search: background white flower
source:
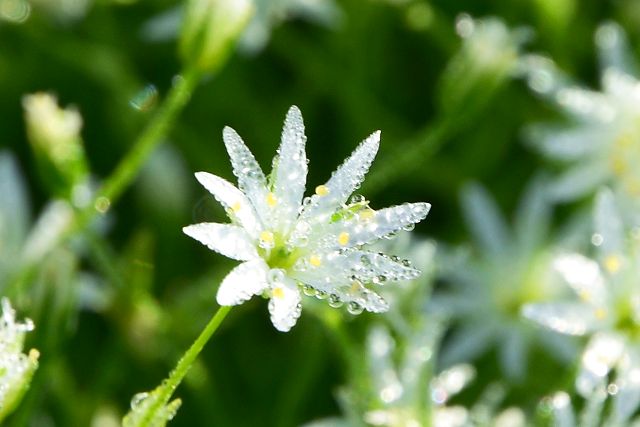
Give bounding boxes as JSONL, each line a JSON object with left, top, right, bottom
{"left": 183, "top": 106, "right": 430, "bottom": 331}
{"left": 524, "top": 189, "right": 640, "bottom": 421}
{"left": 435, "top": 179, "right": 576, "bottom": 379}
{"left": 525, "top": 22, "right": 640, "bottom": 215}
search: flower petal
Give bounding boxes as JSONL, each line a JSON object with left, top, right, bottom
{"left": 317, "top": 202, "right": 430, "bottom": 251}
{"left": 576, "top": 332, "right": 625, "bottom": 396}
{"left": 522, "top": 302, "right": 599, "bottom": 336}
{"left": 194, "top": 172, "right": 261, "bottom": 238}
{"left": 183, "top": 223, "right": 258, "bottom": 261}
{"left": 546, "top": 161, "right": 609, "bottom": 202}
{"left": 611, "top": 349, "right": 640, "bottom": 423}
{"left": 216, "top": 260, "right": 269, "bottom": 306}
{"left": 594, "top": 188, "right": 624, "bottom": 256}
{"left": 222, "top": 126, "right": 269, "bottom": 217}
{"left": 460, "top": 184, "right": 510, "bottom": 256}
{"left": 268, "top": 278, "right": 302, "bottom": 332}
{"left": 271, "top": 106, "right": 308, "bottom": 232}
{"left": 302, "top": 131, "right": 380, "bottom": 222}
{"left": 554, "top": 254, "right": 607, "bottom": 304}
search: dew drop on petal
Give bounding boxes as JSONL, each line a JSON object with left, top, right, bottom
{"left": 328, "top": 294, "right": 343, "bottom": 308}
{"left": 591, "top": 233, "right": 604, "bottom": 246}
{"left": 302, "top": 284, "right": 317, "bottom": 296}
{"left": 316, "top": 290, "right": 328, "bottom": 300}
{"left": 347, "top": 301, "right": 364, "bottom": 315}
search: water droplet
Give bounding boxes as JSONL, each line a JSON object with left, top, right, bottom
{"left": 129, "top": 85, "right": 158, "bottom": 111}
{"left": 316, "top": 290, "right": 328, "bottom": 300}
{"left": 403, "top": 223, "right": 415, "bottom": 231}
{"left": 0, "top": 0, "right": 30, "bottom": 23}
{"left": 302, "top": 284, "right": 317, "bottom": 296}
{"left": 347, "top": 301, "right": 363, "bottom": 315}
{"left": 328, "top": 294, "right": 343, "bottom": 308}
{"left": 94, "top": 196, "right": 111, "bottom": 214}
{"left": 401, "top": 259, "right": 412, "bottom": 267}
{"left": 130, "top": 392, "right": 149, "bottom": 410}
{"left": 607, "top": 383, "right": 619, "bottom": 395}
{"left": 591, "top": 233, "right": 604, "bottom": 246}
{"left": 267, "top": 269, "right": 285, "bottom": 284}
{"left": 376, "top": 275, "right": 387, "bottom": 284}
{"left": 349, "top": 194, "right": 365, "bottom": 205}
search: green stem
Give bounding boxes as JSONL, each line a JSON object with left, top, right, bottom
{"left": 7, "top": 67, "right": 201, "bottom": 297}
{"left": 142, "top": 305, "right": 232, "bottom": 426}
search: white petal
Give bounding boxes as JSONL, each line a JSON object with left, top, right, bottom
{"left": 612, "top": 349, "right": 640, "bottom": 423}
{"left": 514, "top": 176, "right": 551, "bottom": 253}
{"left": 596, "top": 22, "right": 638, "bottom": 76}
{"left": 460, "top": 184, "right": 510, "bottom": 255}
{"left": 522, "top": 302, "right": 598, "bottom": 336}
{"left": 0, "top": 152, "right": 29, "bottom": 255}
{"left": 530, "top": 125, "right": 606, "bottom": 161}
{"left": 554, "top": 254, "right": 607, "bottom": 304}
{"left": 576, "top": 333, "right": 626, "bottom": 396}
{"left": 343, "top": 250, "right": 420, "bottom": 282}
{"left": 499, "top": 327, "right": 528, "bottom": 380}
{"left": 555, "top": 86, "right": 616, "bottom": 122}
{"left": 547, "top": 161, "right": 609, "bottom": 202}
{"left": 216, "top": 260, "right": 269, "bottom": 306}
{"left": 439, "top": 322, "right": 496, "bottom": 367}
{"left": 222, "top": 126, "right": 269, "bottom": 218}
{"left": 319, "top": 202, "right": 430, "bottom": 251}
{"left": 302, "top": 131, "right": 380, "bottom": 222}
{"left": 183, "top": 223, "right": 258, "bottom": 261}
{"left": 268, "top": 278, "right": 302, "bottom": 332}
{"left": 594, "top": 188, "right": 624, "bottom": 256}
{"left": 272, "top": 106, "right": 308, "bottom": 232}
{"left": 550, "top": 392, "right": 575, "bottom": 427}
{"left": 194, "top": 172, "right": 262, "bottom": 238}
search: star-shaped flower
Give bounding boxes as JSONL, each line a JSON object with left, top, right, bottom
{"left": 524, "top": 189, "right": 640, "bottom": 418}
{"left": 525, "top": 22, "right": 640, "bottom": 213}
{"left": 183, "top": 106, "right": 430, "bottom": 331}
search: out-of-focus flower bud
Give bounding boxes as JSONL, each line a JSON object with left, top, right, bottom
{"left": 23, "top": 93, "right": 89, "bottom": 202}
{"left": 0, "top": 298, "right": 39, "bottom": 423}
{"left": 179, "top": 0, "right": 254, "bottom": 74}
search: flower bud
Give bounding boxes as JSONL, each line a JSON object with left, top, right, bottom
{"left": 179, "top": 0, "right": 254, "bottom": 74}
{"left": 23, "top": 92, "right": 89, "bottom": 201}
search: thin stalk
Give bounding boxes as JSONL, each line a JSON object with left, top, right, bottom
{"left": 138, "top": 305, "right": 232, "bottom": 427}
{"left": 8, "top": 67, "right": 201, "bottom": 297}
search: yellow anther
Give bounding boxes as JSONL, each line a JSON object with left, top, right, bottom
{"left": 595, "top": 307, "right": 607, "bottom": 320}
{"left": 358, "top": 208, "right": 375, "bottom": 221}
{"left": 338, "top": 232, "right": 350, "bottom": 246}
{"left": 309, "top": 255, "right": 322, "bottom": 267}
{"left": 350, "top": 281, "right": 361, "bottom": 293}
{"left": 578, "top": 290, "right": 592, "bottom": 302}
{"left": 260, "top": 230, "right": 274, "bottom": 244}
{"left": 266, "top": 192, "right": 278, "bottom": 207}
{"left": 315, "top": 185, "right": 329, "bottom": 196}
{"left": 231, "top": 201, "right": 242, "bottom": 212}
{"left": 272, "top": 287, "right": 285, "bottom": 299}
{"left": 604, "top": 255, "right": 621, "bottom": 273}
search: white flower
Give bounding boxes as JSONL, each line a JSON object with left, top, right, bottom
{"left": 524, "top": 189, "right": 640, "bottom": 420}
{"left": 183, "top": 106, "right": 430, "bottom": 331}
{"left": 436, "top": 179, "right": 576, "bottom": 379}
{"left": 0, "top": 298, "right": 39, "bottom": 422}
{"left": 524, "top": 22, "right": 640, "bottom": 210}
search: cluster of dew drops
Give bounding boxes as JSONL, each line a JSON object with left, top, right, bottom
{"left": 283, "top": 193, "right": 419, "bottom": 316}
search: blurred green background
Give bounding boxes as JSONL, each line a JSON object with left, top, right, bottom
{"left": 0, "top": 0, "right": 636, "bottom": 425}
